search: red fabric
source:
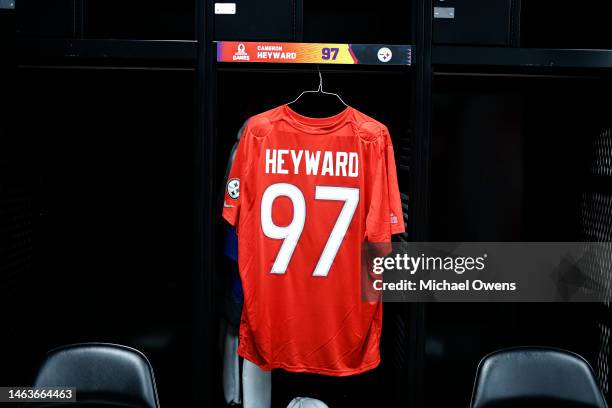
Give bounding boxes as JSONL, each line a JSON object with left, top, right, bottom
{"left": 223, "top": 105, "right": 404, "bottom": 376}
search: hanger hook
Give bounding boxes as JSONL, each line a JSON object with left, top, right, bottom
{"left": 317, "top": 65, "right": 323, "bottom": 92}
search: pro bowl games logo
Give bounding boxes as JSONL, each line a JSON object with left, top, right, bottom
{"left": 233, "top": 43, "right": 250, "bottom": 61}
{"left": 227, "top": 178, "right": 240, "bottom": 199}
{"left": 377, "top": 47, "right": 393, "bottom": 63}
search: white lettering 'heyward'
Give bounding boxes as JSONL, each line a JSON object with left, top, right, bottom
{"left": 265, "top": 149, "right": 358, "bottom": 177}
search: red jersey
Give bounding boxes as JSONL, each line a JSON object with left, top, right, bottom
{"left": 222, "top": 104, "right": 405, "bottom": 376}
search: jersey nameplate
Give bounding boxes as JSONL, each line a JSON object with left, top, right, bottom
{"left": 265, "top": 149, "right": 359, "bottom": 177}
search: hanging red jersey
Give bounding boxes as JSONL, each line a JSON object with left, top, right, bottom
{"left": 222, "top": 104, "right": 405, "bottom": 376}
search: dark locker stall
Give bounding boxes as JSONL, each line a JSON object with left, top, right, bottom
{"left": 424, "top": 70, "right": 612, "bottom": 407}
{"left": 12, "top": 68, "right": 195, "bottom": 407}
{"left": 427, "top": 2, "right": 612, "bottom": 406}
{"left": 4, "top": 71, "right": 196, "bottom": 406}
{"left": 1, "top": 2, "right": 199, "bottom": 407}
{"left": 213, "top": 68, "right": 414, "bottom": 406}
{"left": 205, "top": 0, "right": 420, "bottom": 403}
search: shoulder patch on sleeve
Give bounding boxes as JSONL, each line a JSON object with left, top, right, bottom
{"left": 248, "top": 116, "right": 273, "bottom": 139}
{"left": 357, "top": 121, "right": 384, "bottom": 142}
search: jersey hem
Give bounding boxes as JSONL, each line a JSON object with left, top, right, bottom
{"left": 238, "top": 351, "right": 381, "bottom": 377}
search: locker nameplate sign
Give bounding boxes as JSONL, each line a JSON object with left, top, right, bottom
{"left": 434, "top": 7, "right": 455, "bottom": 19}
{"left": 0, "top": 0, "right": 15, "bottom": 9}
{"left": 216, "top": 42, "right": 412, "bottom": 65}
{"left": 214, "top": 3, "right": 236, "bottom": 14}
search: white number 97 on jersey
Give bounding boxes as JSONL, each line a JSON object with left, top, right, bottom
{"left": 260, "top": 183, "right": 359, "bottom": 277}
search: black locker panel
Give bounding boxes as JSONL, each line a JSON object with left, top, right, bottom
{"left": 214, "top": 0, "right": 303, "bottom": 41}
{"left": 84, "top": 0, "right": 195, "bottom": 40}
{"left": 433, "top": 0, "right": 520, "bottom": 46}
{"left": 16, "top": 0, "right": 78, "bottom": 38}
{"left": 214, "top": 0, "right": 413, "bottom": 43}
{"left": 16, "top": 0, "right": 195, "bottom": 40}
{"left": 521, "top": 0, "right": 612, "bottom": 48}
{"left": 303, "top": 0, "right": 412, "bottom": 43}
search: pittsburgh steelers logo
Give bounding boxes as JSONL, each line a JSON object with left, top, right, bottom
{"left": 377, "top": 47, "right": 393, "bottom": 63}
{"left": 227, "top": 178, "right": 240, "bottom": 199}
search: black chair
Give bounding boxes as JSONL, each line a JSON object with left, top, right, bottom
{"left": 30, "top": 343, "right": 160, "bottom": 408}
{"left": 471, "top": 347, "right": 608, "bottom": 408}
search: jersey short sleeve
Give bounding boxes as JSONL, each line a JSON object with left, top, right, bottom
{"left": 222, "top": 128, "right": 249, "bottom": 227}
{"left": 365, "top": 127, "right": 405, "bottom": 242}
